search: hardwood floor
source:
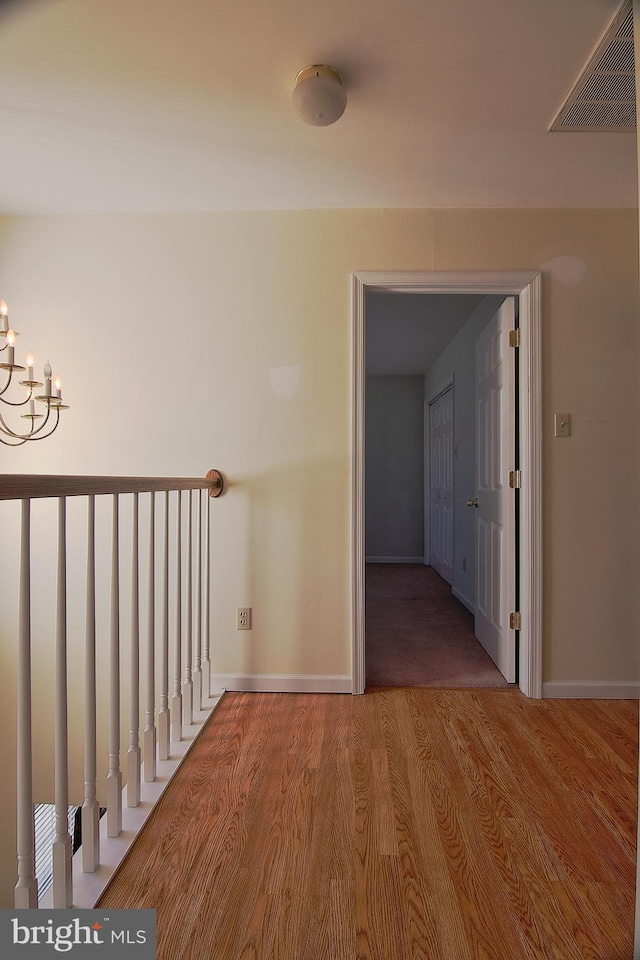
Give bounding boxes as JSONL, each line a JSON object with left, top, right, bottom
{"left": 97, "top": 689, "right": 638, "bottom": 959}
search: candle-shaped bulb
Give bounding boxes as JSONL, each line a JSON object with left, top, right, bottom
{"left": 0, "top": 301, "right": 7, "bottom": 317}
{"left": 44, "top": 361, "right": 52, "bottom": 379}
{"left": 5, "top": 328, "right": 15, "bottom": 365}
{"left": 44, "top": 360, "right": 52, "bottom": 396}
{"left": 54, "top": 376, "right": 62, "bottom": 399}
{"left": 26, "top": 352, "right": 34, "bottom": 366}
{"left": 25, "top": 352, "right": 35, "bottom": 381}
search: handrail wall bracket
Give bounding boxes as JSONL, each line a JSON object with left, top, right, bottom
{"left": 206, "top": 469, "right": 225, "bottom": 498}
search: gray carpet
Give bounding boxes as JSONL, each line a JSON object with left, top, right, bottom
{"left": 365, "top": 563, "right": 511, "bottom": 688}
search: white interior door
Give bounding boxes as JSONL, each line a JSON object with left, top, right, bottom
{"left": 428, "top": 386, "right": 454, "bottom": 585}
{"left": 474, "top": 299, "right": 516, "bottom": 682}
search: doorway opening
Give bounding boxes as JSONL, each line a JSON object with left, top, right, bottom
{"left": 351, "top": 271, "right": 542, "bottom": 697}
{"left": 364, "top": 562, "right": 512, "bottom": 688}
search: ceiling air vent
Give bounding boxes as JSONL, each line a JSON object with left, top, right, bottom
{"left": 549, "top": 0, "right": 635, "bottom": 131}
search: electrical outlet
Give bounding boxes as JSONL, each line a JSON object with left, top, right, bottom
{"left": 236, "top": 606, "right": 251, "bottom": 630}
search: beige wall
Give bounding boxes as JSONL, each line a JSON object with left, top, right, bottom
{"left": 0, "top": 208, "right": 637, "bottom": 680}
{"left": 0, "top": 207, "right": 638, "bottom": 903}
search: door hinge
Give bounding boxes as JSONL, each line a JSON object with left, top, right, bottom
{"left": 509, "top": 329, "right": 521, "bottom": 348}
{"left": 509, "top": 469, "right": 521, "bottom": 488}
{"left": 509, "top": 611, "right": 522, "bottom": 631}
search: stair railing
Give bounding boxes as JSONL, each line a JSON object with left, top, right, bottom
{"left": 0, "top": 469, "right": 225, "bottom": 909}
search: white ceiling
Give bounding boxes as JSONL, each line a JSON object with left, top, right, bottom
{"left": 0, "top": 0, "right": 636, "bottom": 214}
{"left": 366, "top": 293, "right": 496, "bottom": 376}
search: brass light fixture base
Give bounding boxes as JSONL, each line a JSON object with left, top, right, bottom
{"left": 293, "top": 64, "right": 343, "bottom": 87}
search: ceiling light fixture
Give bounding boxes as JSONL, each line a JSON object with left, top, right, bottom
{"left": 292, "top": 65, "right": 347, "bottom": 126}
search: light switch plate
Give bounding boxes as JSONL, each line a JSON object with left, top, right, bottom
{"left": 554, "top": 413, "right": 571, "bottom": 438}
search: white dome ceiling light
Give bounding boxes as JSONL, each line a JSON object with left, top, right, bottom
{"left": 291, "top": 65, "right": 347, "bottom": 126}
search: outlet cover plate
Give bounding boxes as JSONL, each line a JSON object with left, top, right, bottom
{"left": 236, "top": 606, "right": 252, "bottom": 630}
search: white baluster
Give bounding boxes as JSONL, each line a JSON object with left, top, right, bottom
{"left": 158, "top": 492, "right": 170, "bottom": 760}
{"left": 193, "top": 489, "right": 203, "bottom": 712}
{"left": 170, "top": 491, "right": 183, "bottom": 743}
{"left": 53, "top": 497, "right": 72, "bottom": 907}
{"left": 107, "top": 494, "right": 122, "bottom": 837}
{"left": 182, "top": 490, "right": 193, "bottom": 726}
{"left": 202, "top": 490, "right": 211, "bottom": 700}
{"left": 15, "top": 499, "right": 37, "bottom": 908}
{"left": 144, "top": 492, "right": 157, "bottom": 782}
{"left": 127, "top": 493, "right": 141, "bottom": 808}
{"left": 82, "top": 495, "right": 100, "bottom": 873}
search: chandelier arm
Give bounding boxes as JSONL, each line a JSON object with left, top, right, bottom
{"left": 0, "top": 369, "right": 13, "bottom": 397}
{"left": 0, "top": 386, "right": 34, "bottom": 407}
{"left": 0, "top": 402, "right": 59, "bottom": 441}
{"left": 0, "top": 431, "right": 28, "bottom": 446}
{"left": 0, "top": 409, "right": 31, "bottom": 440}
{"left": 20, "top": 401, "right": 58, "bottom": 440}
{"left": 22, "top": 406, "right": 61, "bottom": 441}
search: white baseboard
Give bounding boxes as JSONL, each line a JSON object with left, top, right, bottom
{"left": 212, "top": 673, "right": 352, "bottom": 694}
{"left": 452, "top": 585, "right": 475, "bottom": 615}
{"left": 365, "top": 556, "right": 425, "bottom": 564}
{"left": 543, "top": 681, "right": 640, "bottom": 699}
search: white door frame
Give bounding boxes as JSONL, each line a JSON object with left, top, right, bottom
{"left": 351, "top": 270, "right": 543, "bottom": 697}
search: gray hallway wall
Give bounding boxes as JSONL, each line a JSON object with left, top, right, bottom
{"left": 365, "top": 376, "right": 425, "bottom": 561}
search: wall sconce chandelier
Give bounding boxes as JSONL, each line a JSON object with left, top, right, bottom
{"left": 0, "top": 300, "right": 69, "bottom": 446}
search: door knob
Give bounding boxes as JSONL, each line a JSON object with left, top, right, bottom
{"left": 467, "top": 498, "right": 479, "bottom": 508}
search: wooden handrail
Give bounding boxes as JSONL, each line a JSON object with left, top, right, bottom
{"left": 0, "top": 469, "right": 224, "bottom": 501}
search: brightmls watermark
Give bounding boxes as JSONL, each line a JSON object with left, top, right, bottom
{"left": 0, "top": 910, "right": 156, "bottom": 957}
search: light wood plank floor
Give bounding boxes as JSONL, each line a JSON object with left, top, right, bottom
{"left": 97, "top": 689, "right": 638, "bottom": 959}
